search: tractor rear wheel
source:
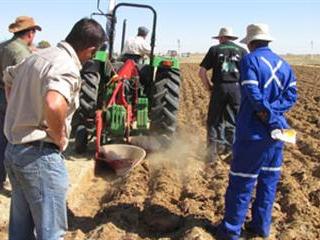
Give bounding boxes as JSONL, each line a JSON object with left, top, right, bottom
{"left": 150, "top": 68, "right": 181, "bottom": 145}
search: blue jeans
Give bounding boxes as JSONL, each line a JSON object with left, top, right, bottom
{"left": 0, "top": 89, "right": 7, "bottom": 183}
{"left": 4, "top": 142, "right": 69, "bottom": 240}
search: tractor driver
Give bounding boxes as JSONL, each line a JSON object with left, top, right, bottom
{"left": 122, "top": 26, "right": 151, "bottom": 63}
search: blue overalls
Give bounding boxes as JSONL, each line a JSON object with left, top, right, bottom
{"left": 218, "top": 47, "right": 297, "bottom": 239}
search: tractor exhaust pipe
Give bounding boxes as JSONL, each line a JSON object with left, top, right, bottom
{"left": 108, "top": 0, "right": 116, "bottom": 13}
{"left": 106, "top": 0, "right": 116, "bottom": 42}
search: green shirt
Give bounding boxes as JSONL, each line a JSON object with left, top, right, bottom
{"left": 0, "top": 37, "right": 32, "bottom": 87}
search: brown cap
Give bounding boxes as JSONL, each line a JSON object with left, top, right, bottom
{"left": 8, "top": 16, "right": 42, "bottom": 33}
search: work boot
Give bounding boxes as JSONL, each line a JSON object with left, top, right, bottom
{"left": 215, "top": 223, "right": 239, "bottom": 240}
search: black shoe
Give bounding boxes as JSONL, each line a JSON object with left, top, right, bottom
{"left": 215, "top": 224, "right": 239, "bottom": 240}
{"left": 244, "top": 222, "right": 269, "bottom": 239}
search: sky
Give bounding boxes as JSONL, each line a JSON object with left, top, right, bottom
{"left": 1, "top": 0, "right": 319, "bottom": 55}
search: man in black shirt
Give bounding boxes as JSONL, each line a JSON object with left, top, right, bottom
{"left": 199, "top": 27, "right": 247, "bottom": 161}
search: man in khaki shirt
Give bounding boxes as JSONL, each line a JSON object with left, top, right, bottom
{"left": 0, "top": 16, "right": 41, "bottom": 190}
{"left": 122, "top": 26, "right": 151, "bottom": 62}
{"left": 3, "top": 18, "right": 105, "bottom": 240}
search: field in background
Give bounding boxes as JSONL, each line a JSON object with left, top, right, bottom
{"left": 180, "top": 54, "right": 204, "bottom": 64}
{"left": 180, "top": 53, "right": 320, "bottom": 66}
{"left": 283, "top": 54, "right": 320, "bottom": 66}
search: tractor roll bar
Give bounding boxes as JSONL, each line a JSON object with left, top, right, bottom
{"left": 108, "top": 3, "right": 157, "bottom": 66}
{"left": 120, "top": 19, "right": 127, "bottom": 53}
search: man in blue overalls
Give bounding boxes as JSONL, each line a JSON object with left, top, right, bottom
{"left": 217, "top": 23, "right": 298, "bottom": 239}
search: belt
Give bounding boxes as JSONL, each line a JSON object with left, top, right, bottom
{"left": 27, "top": 141, "right": 60, "bottom": 151}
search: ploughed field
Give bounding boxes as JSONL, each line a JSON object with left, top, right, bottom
{"left": 1, "top": 63, "right": 319, "bottom": 240}
{"left": 65, "top": 63, "right": 320, "bottom": 240}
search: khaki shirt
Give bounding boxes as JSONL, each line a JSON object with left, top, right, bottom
{"left": 3, "top": 41, "right": 82, "bottom": 146}
{"left": 0, "top": 37, "right": 32, "bottom": 88}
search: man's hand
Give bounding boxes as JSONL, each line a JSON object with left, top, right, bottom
{"left": 198, "top": 67, "right": 212, "bottom": 92}
{"left": 44, "top": 90, "right": 69, "bottom": 151}
{"left": 46, "top": 128, "right": 68, "bottom": 152}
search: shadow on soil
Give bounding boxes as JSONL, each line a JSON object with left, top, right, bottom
{"left": 67, "top": 163, "right": 216, "bottom": 238}
{"left": 65, "top": 137, "right": 218, "bottom": 238}
{"left": 67, "top": 202, "right": 215, "bottom": 238}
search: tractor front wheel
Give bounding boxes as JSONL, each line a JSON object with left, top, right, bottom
{"left": 71, "top": 60, "right": 101, "bottom": 153}
{"left": 74, "top": 125, "right": 89, "bottom": 154}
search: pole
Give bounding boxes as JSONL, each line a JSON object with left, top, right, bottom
{"left": 311, "top": 40, "right": 314, "bottom": 59}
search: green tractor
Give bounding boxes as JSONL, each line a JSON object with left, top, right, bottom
{"left": 72, "top": 2, "right": 182, "bottom": 157}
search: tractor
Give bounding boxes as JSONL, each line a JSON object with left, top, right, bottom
{"left": 72, "top": 1, "right": 181, "bottom": 170}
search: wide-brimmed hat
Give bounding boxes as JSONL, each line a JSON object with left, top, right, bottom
{"left": 240, "top": 23, "right": 274, "bottom": 44}
{"left": 212, "top": 27, "right": 238, "bottom": 40}
{"left": 8, "top": 16, "right": 42, "bottom": 33}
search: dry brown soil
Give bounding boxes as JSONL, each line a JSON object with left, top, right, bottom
{"left": 1, "top": 64, "right": 319, "bottom": 240}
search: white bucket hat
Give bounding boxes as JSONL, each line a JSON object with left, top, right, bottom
{"left": 240, "top": 23, "right": 274, "bottom": 44}
{"left": 212, "top": 27, "right": 238, "bottom": 40}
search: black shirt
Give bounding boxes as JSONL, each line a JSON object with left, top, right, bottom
{"left": 200, "top": 41, "right": 247, "bottom": 84}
